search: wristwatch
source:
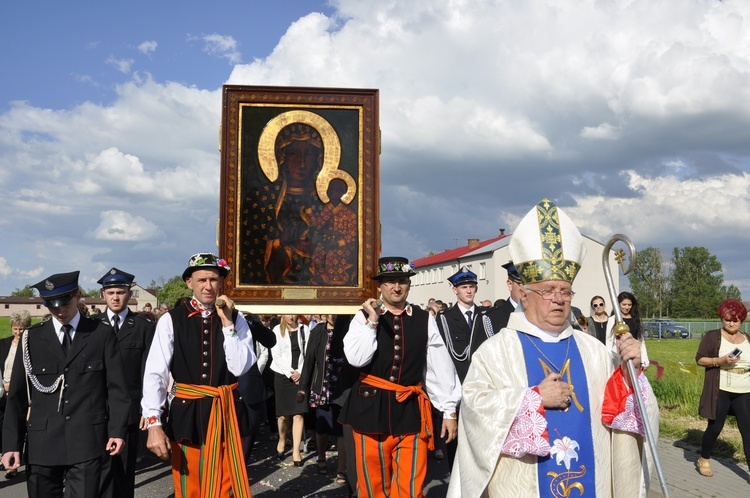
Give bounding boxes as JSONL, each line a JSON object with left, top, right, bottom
{"left": 447, "top": 412, "right": 458, "bottom": 420}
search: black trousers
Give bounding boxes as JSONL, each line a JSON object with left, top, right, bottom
{"left": 242, "top": 400, "right": 266, "bottom": 461}
{"left": 431, "top": 407, "right": 457, "bottom": 469}
{"left": 343, "top": 424, "right": 356, "bottom": 497}
{"left": 701, "top": 389, "right": 750, "bottom": 462}
{"left": 100, "top": 423, "right": 139, "bottom": 498}
{"left": 27, "top": 457, "right": 102, "bottom": 498}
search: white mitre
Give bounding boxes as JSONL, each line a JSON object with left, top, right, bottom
{"left": 508, "top": 198, "right": 586, "bottom": 285}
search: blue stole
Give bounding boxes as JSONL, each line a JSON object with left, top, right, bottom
{"left": 518, "top": 331, "right": 596, "bottom": 497}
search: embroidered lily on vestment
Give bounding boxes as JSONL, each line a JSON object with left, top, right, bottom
{"left": 550, "top": 436, "right": 579, "bottom": 470}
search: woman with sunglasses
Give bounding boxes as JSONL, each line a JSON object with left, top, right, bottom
{"left": 586, "top": 295, "right": 608, "bottom": 344}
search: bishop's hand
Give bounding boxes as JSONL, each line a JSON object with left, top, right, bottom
{"left": 538, "top": 372, "right": 572, "bottom": 410}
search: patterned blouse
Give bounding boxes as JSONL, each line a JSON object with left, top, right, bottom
{"left": 309, "top": 327, "right": 345, "bottom": 407}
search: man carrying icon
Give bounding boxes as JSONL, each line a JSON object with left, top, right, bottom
{"left": 141, "top": 253, "right": 256, "bottom": 498}
{"left": 340, "top": 256, "right": 461, "bottom": 497}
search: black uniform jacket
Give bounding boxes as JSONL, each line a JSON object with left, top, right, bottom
{"left": 436, "top": 304, "right": 490, "bottom": 383}
{"left": 339, "top": 307, "right": 430, "bottom": 435}
{"left": 94, "top": 310, "right": 156, "bottom": 425}
{"left": 486, "top": 299, "right": 515, "bottom": 337}
{"left": 2, "top": 316, "right": 130, "bottom": 466}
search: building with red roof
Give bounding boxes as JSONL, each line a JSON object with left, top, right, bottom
{"left": 408, "top": 230, "right": 620, "bottom": 315}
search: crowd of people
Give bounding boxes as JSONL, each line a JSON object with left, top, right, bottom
{"left": 1, "top": 197, "right": 746, "bottom": 497}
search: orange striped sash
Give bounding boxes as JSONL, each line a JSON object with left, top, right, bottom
{"left": 359, "top": 373, "right": 435, "bottom": 450}
{"left": 174, "top": 382, "right": 251, "bottom": 498}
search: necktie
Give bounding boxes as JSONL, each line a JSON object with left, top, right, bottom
{"left": 465, "top": 310, "right": 473, "bottom": 326}
{"left": 112, "top": 314, "right": 120, "bottom": 334}
{"left": 61, "top": 324, "right": 72, "bottom": 355}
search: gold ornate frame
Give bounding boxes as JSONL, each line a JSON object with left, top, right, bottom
{"left": 219, "top": 86, "right": 380, "bottom": 314}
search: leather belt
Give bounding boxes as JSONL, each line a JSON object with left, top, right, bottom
{"left": 727, "top": 368, "right": 749, "bottom": 374}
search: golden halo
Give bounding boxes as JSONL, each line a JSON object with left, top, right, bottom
{"left": 257, "top": 110, "right": 356, "bottom": 204}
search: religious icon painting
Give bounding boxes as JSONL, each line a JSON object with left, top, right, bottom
{"left": 219, "top": 85, "right": 380, "bottom": 314}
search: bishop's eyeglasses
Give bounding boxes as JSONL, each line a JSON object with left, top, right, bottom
{"left": 523, "top": 287, "right": 576, "bottom": 301}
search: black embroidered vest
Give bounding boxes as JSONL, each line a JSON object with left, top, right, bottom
{"left": 166, "top": 304, "right": 247, "bottom": 444}
{"left": 340, "top": 307, "right": 429, "bottom": 435}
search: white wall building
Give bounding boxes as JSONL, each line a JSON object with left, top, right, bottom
{"left": 0, "top": 283, "right": 157, "bottom": 318}
{"left": 409, "top": 233, "right": 622, "bottom": 316}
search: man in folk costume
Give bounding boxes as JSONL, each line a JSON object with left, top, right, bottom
{"left": 448, "top": 199, "right": 659, "bottom": 498}
{"left": 435, "top": 266, "right": 492, "bottom": 468}
{"left": 340, "top": 256, "right": 461, "bottom": 497}
{"left": 142, "top": 253, "right": 257, "bottom": 498}
{"left": 2, "top": 271, "right": 130, "bottom": 498}
{"left": 93, "top": 268, "right": 156, "bottom": 498}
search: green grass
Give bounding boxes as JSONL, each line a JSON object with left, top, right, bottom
{"left": 0, "top": 316, "right": 43, "bottom": 339}
{"left": 645, "top": 338, "right": 746, "bottom": 462}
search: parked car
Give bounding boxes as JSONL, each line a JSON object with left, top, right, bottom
{"left": 643, "top": 319, "right": 690, "bottom": 339}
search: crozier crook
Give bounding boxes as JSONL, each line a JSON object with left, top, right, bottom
{"left": 602, "top": 234, "right": 669, "bottom": 497}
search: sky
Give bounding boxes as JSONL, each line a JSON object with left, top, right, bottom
{"left": 2, "top": 0, "right": 750, "bottom": 301}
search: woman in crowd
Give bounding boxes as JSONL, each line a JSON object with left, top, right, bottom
{"left": 297, "top": 314, "right": 348, "bottom": 484}
{"left": 270, "top": 314, "right": 308, "bottom": 466}
{"left": 695, "top": 299, "right": 750, "bottom": 480}
{"left": 606, "top": 291, "right": 650, "bottom": 368}
{"left": 0, "top": 310, "right": 31, "bottom": 479}
{"left": 586, "top": 295, "right": 609, "bottom": 344}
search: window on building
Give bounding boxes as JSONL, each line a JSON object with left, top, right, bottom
{"left": 4, "top": 304, "right": 8, "bottom": 309}
{"left": 133, "top": 290, "right": 139, "bottom": 298}
{"left": 480, "top": 262, "right": 486, "bottom": 280}
{"left": 438, "top": 268, "right": 443, "bottom": 282}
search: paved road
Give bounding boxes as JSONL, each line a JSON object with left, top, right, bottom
{"left": 0, "top": 430, "right": 746, "bottom": 497}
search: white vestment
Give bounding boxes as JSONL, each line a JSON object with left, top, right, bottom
{"left": 447, "top": 313, "right": 659, "bottom": 497}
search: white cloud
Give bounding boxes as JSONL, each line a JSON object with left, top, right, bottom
{"left": 193, "top": 34, "right": 242, "bottom": 64}
{"left": 138, "top": 40, "right": 158, "bottom": 55}
{"left": 3, "top": 0, "right": 750, "bottom": 298}
{"left": 580, "top": 123, "right": 620, "bottom": 140}
{"left": 105, "top": 55, "right": 135, "bottom": 74}
{"left": 0, "top": 256, "right": 44, "bottom": 282}
{"left": 0, "top": 257, "right": 11, "bottom": 278}
{"left": 91, "top": 210, "right": 162, "bottom": 242}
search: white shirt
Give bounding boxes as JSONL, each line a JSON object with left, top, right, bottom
{"left": 269, "top": 324, "right": 307, "bottom": 377}
{"left": 52, "top": 312, "right": 81, "bottom": 343}
{"left": 256, "top": 342, "right": 269, "bottom": 374}
{"left": 456, "top": 302, "right": 476, "bottom": 324}
{"left": 344, "top": 304, "right": 461, "bottom": 418}
{"left": 141, "top": 308, "right": 256, "bottom": 420}
{"left": 106, "top": 309, "right": 128, "bottom": 329}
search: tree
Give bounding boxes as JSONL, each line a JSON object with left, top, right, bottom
{"left": 668, "top": 247, "right": 725, "bottom": 318}
{"left": 722, "top": 283, "right": 742, "bottom": 302}
{"left": 81, "top": 287, "right": 101, "bottom": 298}
{"left": 10, "top": 285, "right": 36, "bottom": 297}
{"left": 158, "top": 276, "right": 191, "bottom": 307}
{"left": 628, "top": 246, "right": 668, "bottom": 318}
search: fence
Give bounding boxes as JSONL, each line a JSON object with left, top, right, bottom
{"left": 643, "top": 320, "right": 750, "bottom": 339}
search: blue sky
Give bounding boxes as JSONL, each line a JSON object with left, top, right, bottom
{"left": 0, "top": 1, "right": 333, "bottom": 110}
{"left": 2, "top": 0, "right": 750, "bottom": 306}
